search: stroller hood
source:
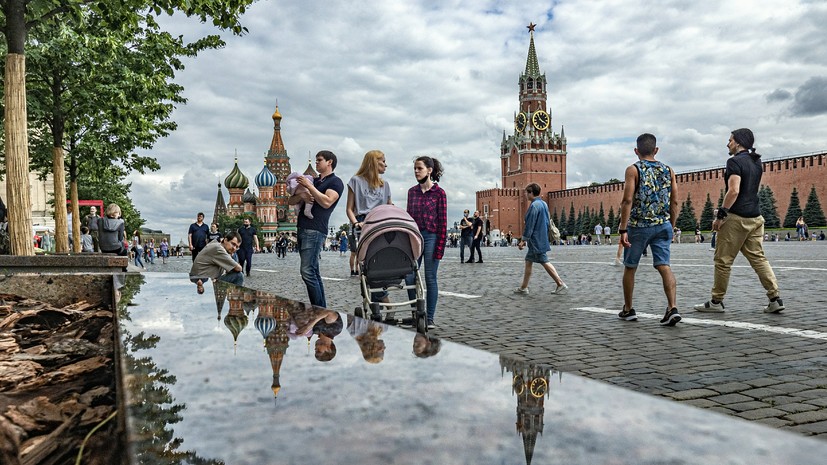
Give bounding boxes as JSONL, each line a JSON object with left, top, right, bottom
{"left": 357, "top": 205, "right": 423, "bottom": 263}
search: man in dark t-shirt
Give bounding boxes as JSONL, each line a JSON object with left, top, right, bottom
{"left": 188, "top": 212, "right": 210, "bottom": 262}
{"left": 694, "top": 128, "right": 784, "bottom": 314}
{"left": 236, "top": 217, "right": 260, "bottom": 277}
{"left": 289, "top": 150, "right": 344, "bottom": 308}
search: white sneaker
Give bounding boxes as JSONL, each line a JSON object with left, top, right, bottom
{"left": 514, "top": 287, "right": 529, "bottom": 295}
{"left": 763, "top": 298, "right": 785, "bottom": 313}
{"left": 693, "top": 300, "right": 725, "bottom": 313}
{"left": 553, "top": 284, "right": 568, "bottom": 295}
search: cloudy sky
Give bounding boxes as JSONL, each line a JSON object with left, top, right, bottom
{"left": 129, "top": 0, "right": 827, "bottom": 243}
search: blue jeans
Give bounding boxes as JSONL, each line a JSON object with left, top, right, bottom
{"left": 459, "top": 234, "right": 472, "bottom": 261}
{"left": 219, "top": 271, "right": 244, "bottom": 286}
{"left": 407, "top": 231, "right": 440, "bottom": 322}
{"left": 298, "top": 229, "right": 327, "bottom": 308}
{"left": 237, "top": 247, "right": 253, "bottom": 275}
{"left": 134, "top": 250, "right": 144, "bottom": 267}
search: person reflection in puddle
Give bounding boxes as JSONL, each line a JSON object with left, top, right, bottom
{"left": 295, "top": 307, "right": 343, "bottom": 362}
{"left": 412, "top": 333, "right": 441, "bottom": 358}
{"left": 347, "top": 315, "right": 387, "bottom": 364}
{"left": 191, "top": 278, "right": 206, "bottom": 294}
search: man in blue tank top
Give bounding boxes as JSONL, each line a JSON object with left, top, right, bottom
{"left": 694, "top": 128, "right": 784, "bottom": 314}
{"left": 617, "top": 133, "right": 682, "bottom": 326}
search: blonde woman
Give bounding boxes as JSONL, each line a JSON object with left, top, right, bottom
{"left": 98, "top": 203, "right": 127, "bottom": 256}
{"left": 346, "top": 150, "right": 392, "bottom": 276}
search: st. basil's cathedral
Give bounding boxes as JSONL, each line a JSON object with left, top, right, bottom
{"left": 213, "top": 106, "right": 311, "bottom": 247}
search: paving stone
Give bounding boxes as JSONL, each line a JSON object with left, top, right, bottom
{"left": 755, "top": 417, "right": 792, "bottom": 428}
{"left": 788, "top": 421, "right": 827, "bottom": 435}
{"left": 797, "top": 389, "right": 827, "bottom": 400}
{"left": 785, "top": 410, "right": 827, "bottom": 424}
{"left": 737, "top": 408, "right": 788, "bottom": 420}
{"left": 777, "top": 403, "right": 819, "bottom": 414}
{"left": 667, "top": 389, "right": 718, "bottom": 401}
{"left": 724, "top": 401, "right": 772, "bottom": 413}
{"left": 708, "top": 393, "right": 754, "bottom": 404}
{"left": 679, "top": 398, "right": 720, "bottom": 409}
{"left": 744, "top": 377, "right": 782, "bottom": 388}
{"left": 741, "top": 387, "right": 785, "bottom": 399}
{"left": 706, "top": 382, "right": 751, "bottom": 394}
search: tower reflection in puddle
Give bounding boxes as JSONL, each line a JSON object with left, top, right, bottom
{"left": 501, "top": 355, "right": 557, "bottom": 465}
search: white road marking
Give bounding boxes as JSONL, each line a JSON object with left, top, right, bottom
{"left": 439, "top": 291, "right": 481, "bottom": 299}
{"left": 253, "top": 269, "right": 278, "bottom": 273}
{"left": 322, "top": 277, "right": 347, "bottom": 281}
{"left": 575, "top": 307, "right": 827, "bottom": 341}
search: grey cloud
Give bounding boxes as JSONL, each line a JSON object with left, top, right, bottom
{"left": 790, "top": 77, "right": 827, "bottom": 116}
{"left": 766, "top": 89, "right": 792, "bottom": 102}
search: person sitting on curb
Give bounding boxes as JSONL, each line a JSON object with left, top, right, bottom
{"left": 189, "top": 231, "right": 244, "bottom": 294}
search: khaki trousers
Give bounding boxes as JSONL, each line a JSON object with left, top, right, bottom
{"left": 712, "top": 213, "right": 779, "bottom": 301}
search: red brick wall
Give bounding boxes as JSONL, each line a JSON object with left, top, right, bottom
{"left": 546, "top": 152, "right": 827, "bottom": 229}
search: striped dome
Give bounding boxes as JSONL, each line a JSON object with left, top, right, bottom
{"left": 255, "top": 315, "right": 276, "bottom": 340}
{"left": 224, "top": 159, "right": 249, "bottom": 190}
{"left": 223, "top": 313, "right": 249, "bottom": 343}
{"left": 242, "top": 188, "right": 257, "bottom": 205}
{"left": 255, "top": 164, "right": 277, "bottom": 187}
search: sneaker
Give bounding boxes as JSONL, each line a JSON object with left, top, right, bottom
{"left": 618, "top": 307, "right": 638, "bottom": 321}
{"left": 660, "top": 308, "right": 682, "bottom": 326}
{"left": 476, "top": 259, "right": 483, "bottom": 263}
{"left": 552, "top": 283, "right": 568, "bottom": 295}
{"left": 763, "top": 298, "right": 785, "bottom": 313}
{"left": 465, "top": 259, "right": 474, "bottom": 263}
{"left": 427, "top": 320, "right": 436, "bottom": 329}
{"left": 693, "top": 300, "right": 725, "bottom": 313}
{"left": 398, "top": 317, "right": 415, "bottom": 328}
{"left": 513, "top": 287, "right": 529, "bottom": 295}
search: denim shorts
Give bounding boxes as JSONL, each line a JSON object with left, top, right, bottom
{"left": 525, "top": 250, "right": 549, "bottom": 264}
{"left": 624, "top": 222, "right": 673, "bottom": 268}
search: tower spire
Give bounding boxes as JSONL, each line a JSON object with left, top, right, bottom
{"left": 524, "top": 23, "right": 541, "bottom": 78}
{"left": 269, "top": 103, "right": 286, "bottom": 156}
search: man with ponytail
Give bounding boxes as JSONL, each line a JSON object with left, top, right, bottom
{"left": 694, "top": 128, "right": 785, "bottom": 314}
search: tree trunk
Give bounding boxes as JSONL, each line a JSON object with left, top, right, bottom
{"left": 70, "top": 181, "right": 81, "bottom": 253}
{"left": 52, "top": 147, "right": 70, "bottom": 253}
{"left": 3, "top": 53, "right": 35, "bottom": 256}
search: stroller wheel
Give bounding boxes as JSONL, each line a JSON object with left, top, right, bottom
{"left": 354, "top": 307, "right": 364, "bottom": 318}
{"left": 370, "top": 302, "right": 382, "bottom": 321}
{"left": 415, "top": 299, "right": 426, "bottom": 317}
{"left": 416, "top": 314, "right": 428, "bottom": 334}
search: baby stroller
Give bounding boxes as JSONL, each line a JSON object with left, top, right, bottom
{"left": 354, "top": 205, "right": 428, "bottom": 333}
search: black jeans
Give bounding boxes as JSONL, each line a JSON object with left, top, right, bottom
{"left": 469, "top": 237, "right": 482, "bottom": 261}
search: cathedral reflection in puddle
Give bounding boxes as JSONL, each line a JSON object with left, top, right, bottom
{"left": 118, "top": 274, "right": 827, "bottom": 465}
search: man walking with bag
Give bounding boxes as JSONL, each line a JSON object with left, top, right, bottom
{"left": 514, "top": 183, "right": 568, "bottom": 295}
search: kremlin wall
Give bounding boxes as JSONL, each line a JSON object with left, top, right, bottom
{"left": 476, "top": 25, "right": 827, "bottom": 236}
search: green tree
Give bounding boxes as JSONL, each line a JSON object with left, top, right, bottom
{"left": 215, "top": 213, "right": 264, "bottom": 245}
{"left": 568, "top": 202, "right": 576, "bottom": 235}
{"left": 676, "top": 193, "right": 697, "bottom": 231}
{"left": 758, "top": 185, "right": 781, "bottom": 228}
{"left": 75, "top": 166, "right": 144, "bottom": 234}
{"left": 699, "top": 193, "right": 715, "bottom": 230}
{"left": 597, "top": 202, "right": 606, "bottom": 226}
{"left": 802, "top": 186, "right": 826, "bottom": 227}
{"left": 573, "top": 209, "right": 583, "bottom": 236}
{"left": 559, "top": 209, "right": 568, "bottom": 235}
{"left": 606, "top": 206, "right": 615, "bottom": 232}
{"left": 551, "top": 208, "right": 559, "bottom": 228}
{"left": 783, "top": 188, "right": 803, "bottom": 228}
{"left": 717, "top": 189, "right": 724, "bottom": 208}
{"left": 1, "top": 0, "right": 254, "bottom": 256}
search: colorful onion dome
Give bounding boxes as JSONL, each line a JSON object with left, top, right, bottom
{"left": 255, "top": 163, "right": 277, "bottom": 187}
{"left": 241, "top": 188, "right": 257, "bottom": 205}
{"left": 224, "top": 158, "right": 249, "bottom": 190}
{"left": 223, "top": 313, "right": 249, "bottom": 344}
{"left": 255, "top": 315, "right": 276, "bottom": 340}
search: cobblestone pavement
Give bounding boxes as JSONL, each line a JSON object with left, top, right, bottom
{"left": 146, "top": 241, "right": 827, "bottom": 437}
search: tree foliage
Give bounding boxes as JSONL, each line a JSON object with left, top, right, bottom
{"left": 676, "top": 193, "right": 697, "bottom": 231}
{"left": 802, "top": 185, "right": 826, "bottom": 227}
{"left": 215, "top": 212, "right": 264, "bottom": 245}
{"left": 699, "top": 193, "right": 715, "bottom": 231}
{"left": 606, "top": 206, "right": 615, "bottom": 232}
{"left": 783, "top": 188, "right": 803, "bottom": 228}
{"left": 758, "top": 185, "right": 781, "bottom": 228}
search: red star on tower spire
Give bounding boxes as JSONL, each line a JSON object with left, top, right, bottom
{"left": 527, "top": 22, "right": 536, "bottom": 32}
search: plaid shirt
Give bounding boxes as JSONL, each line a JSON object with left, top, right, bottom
{"left": 406, "top": 183, "right": 447, "bottom": 260}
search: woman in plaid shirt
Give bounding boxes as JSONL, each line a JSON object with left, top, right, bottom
{"left": 406, "top": 156, "right": 447, "bottom": 329}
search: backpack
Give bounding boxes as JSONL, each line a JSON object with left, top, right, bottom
{"left": 548, "top": 217, "right": 561, "bottom": 244}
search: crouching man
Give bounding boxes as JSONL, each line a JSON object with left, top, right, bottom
{"left": 189, "top": 231, "right": 244, "bottom": 293}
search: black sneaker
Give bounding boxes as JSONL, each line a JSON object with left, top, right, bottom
{"left": 398, "top": 317, "right": 415, "bottom": 328}
{"left": 618, "top": 307, "right": 638, "bottom": 321}
{"left": 660, "top": 308, "right": 682, "bottom": 326}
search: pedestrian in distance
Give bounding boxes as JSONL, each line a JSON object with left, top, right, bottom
{"left": 289, "top": 150, "right": 344, "bottom": 308}
{"left": 694, "top": 128, "right": 785, "bottom": 314}
{"left": 405, "top": 156, "right": 447, "bottom": 329}
{"left": 236, "top": 216, "right": 260, "bottom": 277}
{"left": 188, "top": 212, "right": 209, "bottom": 262}
{"left": 467, "top": 210, "right": 484, "bottom": 263}
{"left": 513, "top": 183, "right": 568, "bottom": 296}
{"left": 617, "top": 133, "right": 681, "bottom": 326}
{"left": 459, "top": 209, "right": 474, "bottom": 263}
